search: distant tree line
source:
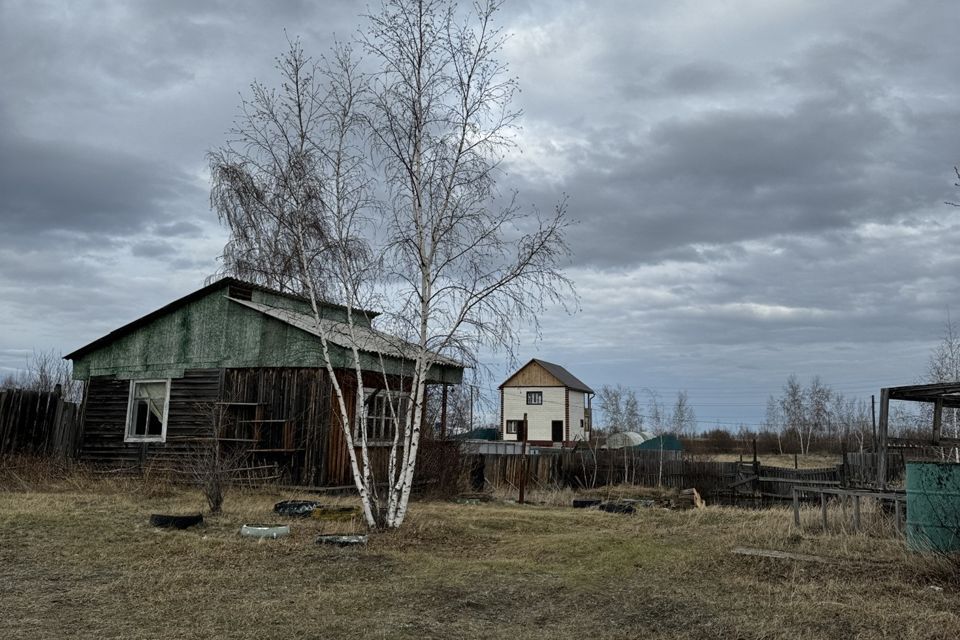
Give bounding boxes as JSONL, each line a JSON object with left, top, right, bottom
{"left": 0, "top": 349, "right": 82, "bottom": 403}
{"left": 683, "top": 317, "right": 960, "bottom": 455}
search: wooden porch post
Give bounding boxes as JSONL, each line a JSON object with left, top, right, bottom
{"left": 877, "top": 388, "right": 890, "bottom": 489}
{"left": 933, "top": 398, "right": 943, "bottom": 445}
{"left": 440, "top": 383, "right": 448, "bottom": 439}
{"left": 421, "top": 383, "right": 428, "bottom": 437}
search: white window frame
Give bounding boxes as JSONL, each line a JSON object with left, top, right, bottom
{"left": 124, "top": 379, "right": 171, "bottom": 443}
{"left": 526, "top": 391, "right": 543, "bottom": 405}
{"left": 505, "top": 420, "right": 522, "bottom": 435}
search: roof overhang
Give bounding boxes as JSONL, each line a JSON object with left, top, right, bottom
{"left": 229, "top": 297, "right": 464, "bottom": 370}
{"left": 885, "top": 382, "right": 960, "bottom": 408}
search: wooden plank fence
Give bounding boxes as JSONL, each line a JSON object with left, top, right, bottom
{"left": 466, "top": 447, "right": 846, "bottom": 501}
{"left": 0, "top": 389, "right": 80, "bottom": 458}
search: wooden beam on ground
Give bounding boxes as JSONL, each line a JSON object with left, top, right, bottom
{"left": 732, "top": 547, "right": 838, "bottom": 564}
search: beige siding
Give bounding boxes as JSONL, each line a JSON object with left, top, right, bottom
{"left": 568, "top": 390, "right": 586, "bottom": 441}
{"left": 501, "top": 387, "right": 565, "bottom": 441}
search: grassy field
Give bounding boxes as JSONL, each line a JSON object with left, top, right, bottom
{"left": 1, "top": 471, "right": 958, "bottom": 639}
{"left": 707, "top": 452, "right": 841, "bottom": 469}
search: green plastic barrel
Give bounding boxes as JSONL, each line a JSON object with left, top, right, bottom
{"left": 906, "top": 462, "right": 960, "bottom": 552}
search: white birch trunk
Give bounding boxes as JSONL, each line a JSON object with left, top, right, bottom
{"left": 295, "top": 230, "right": 378, "bottom": 528}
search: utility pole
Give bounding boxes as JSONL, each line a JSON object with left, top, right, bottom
{"left": 519, "top": 412, "right": 528, "bottom": 504}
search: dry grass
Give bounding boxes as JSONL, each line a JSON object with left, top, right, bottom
{"left": 1, "top": 467, "right": 959, "bottom": 639}
{"left": 708, "top": 452, "right": 842, "bottom": 468}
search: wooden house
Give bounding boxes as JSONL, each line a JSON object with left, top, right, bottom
{"left": 498, "top": 359, "right": 593, "bottom": 446}
{"left": 64, "top": 278, "right": 463, "bottom": 485}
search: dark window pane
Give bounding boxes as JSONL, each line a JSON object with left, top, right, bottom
{"left": 147, "top": 409, "right": 163, "bottom": 436}
{"left": 134, "top": 400, "right": 148, "bottom": 436}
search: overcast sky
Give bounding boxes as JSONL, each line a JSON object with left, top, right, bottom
{"left": 2, "top": 0, "right": 959, "bottom": 429}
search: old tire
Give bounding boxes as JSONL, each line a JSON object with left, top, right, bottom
{"left": 240, "top": 524, "right": 291, "bottom": 539}
{"left": 572, "top": 499, "right": 602, "bottom": 509}
{"left": 599, "top": 502, "right": 636, "bottom": 514}
{"left": 150, "top": 513, "right": 204, "bottom": 529}
{"left": 316, "top": 534, "right": 368, "bottom": 547}
{"left": 274, "top": 500, "right": 322, "bottom": 517}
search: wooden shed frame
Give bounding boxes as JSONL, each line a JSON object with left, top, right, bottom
{"left": 875, "top": 382, "right": 960, "bottom": 487}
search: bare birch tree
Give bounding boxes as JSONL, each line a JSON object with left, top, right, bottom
{"left": 1, "top": 349, "right": 82, "bottom": 403}
{"left": 598, "top": 384, "right": 642, "bottom": 433}
{"left": 764, "top": 394, "right": 784, "bottom": 454}
{"left": 780, "top": 374, "right": 806, "bottom": 453}
{"left": 210, "top": 39, "right": 388, "bottom": 527}
{"left": 211, "top": 1, "right": 572, "bottom": 529}
{"left": 669, "top": 390, "right": 697, "bottom": 437}
{"left": 363, "top": 0, "right": 572, "bottom": 527}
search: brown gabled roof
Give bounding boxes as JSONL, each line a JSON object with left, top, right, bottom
{"left": 499, "top": 358, "right": 593, "bottom": 393}
{"left": 63, "top": 277, "right": 379, "bottom": 361}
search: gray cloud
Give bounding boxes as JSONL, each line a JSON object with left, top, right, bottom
{"left": 131, "top": 240, "right": 177, "bottom": 259}
{"left": 2, "top": 0, "right": 960, "bottom": 428}
{"left": 0, "top": 125, "right": 202, "bottom": 241}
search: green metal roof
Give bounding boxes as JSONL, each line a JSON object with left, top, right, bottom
{"left": 635, "top": 434, "right": 683, "bottom": 451}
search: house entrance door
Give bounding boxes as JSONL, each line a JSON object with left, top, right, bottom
{"left": 551, "top": 420, "right": 564, "bottom": 443}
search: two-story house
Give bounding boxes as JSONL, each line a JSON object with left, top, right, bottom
{"left": 499, "top": 359, "right": 593, "bottom": 446}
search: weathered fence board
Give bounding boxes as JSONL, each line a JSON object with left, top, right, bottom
{"left": 0, "top": 389, "right": 80, "bottom": 458}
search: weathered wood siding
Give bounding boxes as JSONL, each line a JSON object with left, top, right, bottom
{"left": 80, "top": 367, "right": 336, "bottom": 483}
{"left": 323, "top": 369, "right": 421, "bottom": 487}
{"left": 79, "top": 369, "right": 221, "bottom": 468}
{"left": 79, "top": 364, "right": 451, "bottom": 486}
{"left": 222, "top": 368, "right": 332, "bottom": 485}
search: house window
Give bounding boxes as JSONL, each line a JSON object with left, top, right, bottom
{"left": 526, "top": 391, "right": 543, "bottom": 405}
{"left": 125, "top": 380, "right": 170, "bottom": 442}
{"left": 359, "top": 390, "right": 409, "bottom": 442}
{"left": 506, "top": 420, "right": 523, "bottom": 434}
